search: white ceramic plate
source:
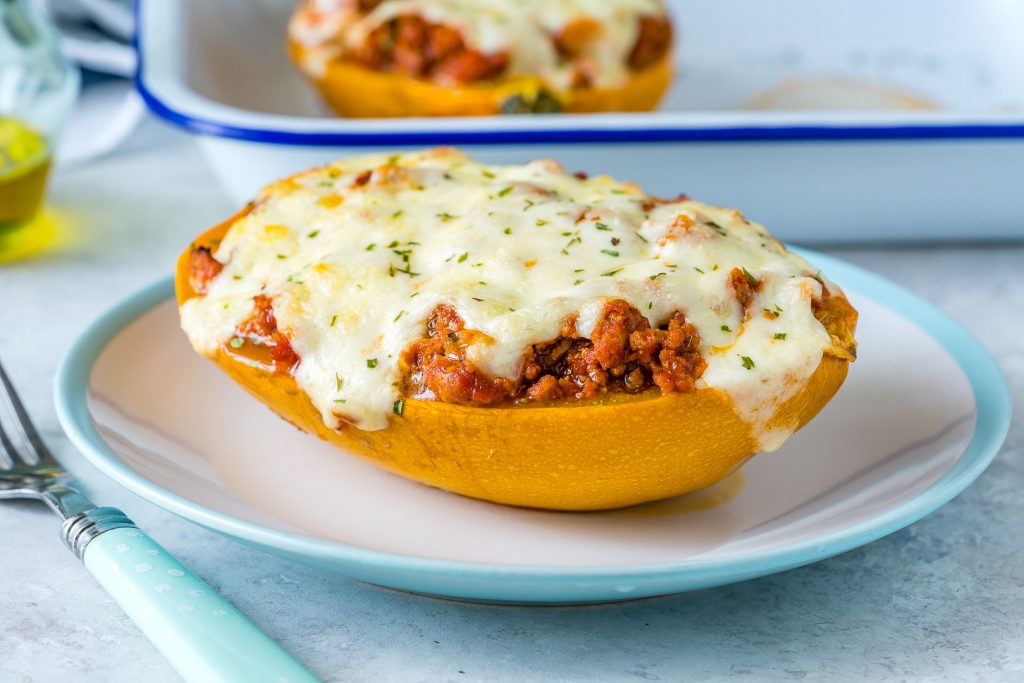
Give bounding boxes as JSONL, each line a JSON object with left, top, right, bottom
{"left": 137, "top": 0, "right": 1024, "bottom": 241}
{"left": 55, "top": 251, "right": 1010, "bottom": 603}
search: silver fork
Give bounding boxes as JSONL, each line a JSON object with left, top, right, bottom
{"left": 0, "top": 359, "right": 319, "bottom": 683}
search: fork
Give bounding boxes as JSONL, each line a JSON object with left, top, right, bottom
{"left": 0, "top": 359, "right": 319, "bottom": 683}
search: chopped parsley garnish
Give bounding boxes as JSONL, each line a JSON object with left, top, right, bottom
{"left": 229, "top": 337, "right": 244, "bottom": 348}
{"left": 601, "top": 249, "right": 620, "bottom": 257}
{"left": 482, "top": 170, "right": 496, "bottom": 179}
{"left": 393, "top": 310, "right": 405, "bottom": 322}
{"left": 740, "top": 356, "right": 755, "bottom": 370}
{"left": 387, "top": 240, "right": 399, "bottom": 248}
{"left": 330, "top": 315, "right": 338, "bottom": 327}
{"left": 333, "top": 399, "right": 347, "bottom": 404}
{"left": 774, "top": 303, "right": 784, "bottom": 313}
{"left": 707, "top": 221, "right": 728, "bottom": 236}
{"left": 367, "top": 358, "right": 378, "bottom": 368}
{"left": 391, "top": 210, "right": 404, "bottom": 219}
{"left": 574, "top": 279, "right": 583, "bottom": 285}
{"left": 594, "top": 222, "right": 611, "bottom": 231}
{"left": 536, "top": 219, "right": 549, "bottom": 227}
{"left": 503, "top": 227, "right": 512, "bottom": 235}
{"left": 497, "top": 186, "right": 513, "bottom": 197}
{"left": 307, "top": 230, "right": 320, "bottom": 238}
{"left": 742, "top": 267, "right": 759, "bottom": 287}
{"left": 721, "top": 325, "right": 732, "bottom": 332}
{"left": 457, "top": 252, "right": 468, "bottom": 263}
{"left": 335, "top": 373, "right": 344, "bottom": 391}
{"left": 365, "top": 243, "right": 376, "bottom": 251}
{"left": 774, "top": 332, "right": 787, "bottom": 340}
{"left": 649, "top": 272, "right": 666, "bottom": 280}
{"left": 478, "top": 281, "right": 487, "bottom": 285}
{"left": 393, "top": 399, "right": 405, "bottom": 416}
{"left": 694, "top": 267, "right": 705, "bottom": 274}
{"left": 276, "top": 254, "right": 287, "bottom": 260}
{"left": 437, "top": 212, "right": 456, "bottom": 222}
{"left": 634, "top": 231, "right": 648, "bottom": 243}
{"left": 232, "top": 275, "right": 242, "bottom": 280}
{"left": 601, "top": 267, "right": 624, "bottom": 277}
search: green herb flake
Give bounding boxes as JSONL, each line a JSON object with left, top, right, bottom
{"left": 333, "top": 399, "right": 347, "bottom": 404}
{"left": 497, "top": 186, "right": 513, "bottom": 197}
{"left": 437, "top": 212, "right": 456, "bottom": 222}
{"left": 634, "top": 231, "right": 648, "bottom": 243}
{"left": 740, "top": 356, "right": 755, "bottom": 370}
{"left": 365, "top": 243, "right": 376, "bottom": 251}
{"left": 594, "top": 222, "right": 611, "bottom": 231}
{"left": 276, "top": 254, "right": 287, "bottom": 260}
{"left": 367, "top": 358, "right": 378, "bottom": 368}
{"left": 742, "top": 267, "right": 759, "bottom": 287}
{"left": 536, "top": 219, "right": 549, "bottom": 227}
{"left": 694, "top": 267, "right": 705, "bottom": 274}
{"left": 393, "top": 310, "right": 405, "bottom": 322}
{"left": 229, "top": 337, "right": 244, "bottom": 349}
{"left": 574, "top": 279, "right": 583, "bottom": 285}
{"left": 393, "top": 399, "right": 405, "bottom": 416}
{"left": 503, "top": 227, "right": 512, "bottom": 235}
{"left": 721, "top": 325, "right": 732, "bottom": 333}
{"left": 391, "top": 210, "right": 404, "bottom": 219}
{"left": 457, "top": 252, "right": 469, "bottom": 263}
{"left": 335, "top": 373, "right": 344, "bottom": 391}
{"left": 232, "top": 275, "right": 242, "bottom": 280}
{"left": 387, "top": 240, "right": 399, "bottom": 248}
{"left": 330, "top": 315, "right": 338, "bottom": 327}
{"left": 601, "top": 267, "right": 624, "bottom": 277}
{"left": 307, "top": 229, "right": 320, "bottom": 238}
{"left": 649, "top": 272, "right": 666, "bottom": 280}
{"left": 483, "top": 170, "right": 496, "bottom": 179}
{"left": 773, "top": 332, "right": 787, "bottom": 340}
{"left": 386, "top": 154, "right": 400, "bottom": 164}
{"left": 774, "top": 303, "right": 784, "bottom": 313}
{"left": 601, "top": 249, "right": 620, "bottom": 257}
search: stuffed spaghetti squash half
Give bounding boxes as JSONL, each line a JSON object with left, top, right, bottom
{"left": 176, "top": 148, "right": 857, "bottom": 510}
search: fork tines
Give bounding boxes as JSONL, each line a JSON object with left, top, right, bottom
{"left": 0, "top": 359, "right": 56, "bottom": 468}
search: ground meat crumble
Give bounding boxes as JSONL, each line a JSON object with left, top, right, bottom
{"left": 400, "top": 299, "right": 707, "bottom": 405}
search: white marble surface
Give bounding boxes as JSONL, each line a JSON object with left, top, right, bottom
{"left": 1, "top": 121, "right": 1022, "bottom": 682}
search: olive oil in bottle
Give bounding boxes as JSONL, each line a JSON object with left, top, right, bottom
{"left": 0, "top": 116, "right": 51, "bottom": 232}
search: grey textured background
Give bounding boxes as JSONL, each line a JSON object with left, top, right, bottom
{"left": 0, "top": 122, "right": 1021, "bottom": 682}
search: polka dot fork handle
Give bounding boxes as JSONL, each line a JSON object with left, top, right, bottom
{"left": 65, "top": 507, "right": 320, "bottom": 683}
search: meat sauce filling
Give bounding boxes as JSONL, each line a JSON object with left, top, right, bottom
{"left": 400, "top": 299, "right": 707, "bottom": 406}
{"left": 226, "top": 294, "right": 300, "bottom": 374}
{"left": 348, "top": 13, "right": 672, "bottom": 86}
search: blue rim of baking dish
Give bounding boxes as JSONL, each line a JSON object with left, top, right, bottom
{"left": 54, "top": 249, "right": 1012, "bottom": 603}
{"left": 134, "top": 0, "right": 1024, "bottom": 146}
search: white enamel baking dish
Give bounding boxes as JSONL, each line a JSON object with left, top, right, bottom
{"left": 137, "top": 0, "right": 1024, "bottom": 243}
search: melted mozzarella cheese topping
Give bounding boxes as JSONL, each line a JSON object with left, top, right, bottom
{"left": 180, "top": 148, "right": 837, "bottom": 449}
{"left": 290, "top": 0, "right": 666, "bottom": 90}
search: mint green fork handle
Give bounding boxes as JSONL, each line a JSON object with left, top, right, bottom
{"left": 84, "top": 526, "right": 320, "bottom": 683}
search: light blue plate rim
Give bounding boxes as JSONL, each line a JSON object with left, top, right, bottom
{"left": 54, "top": 249, "right": 1012, "bottom": 603}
